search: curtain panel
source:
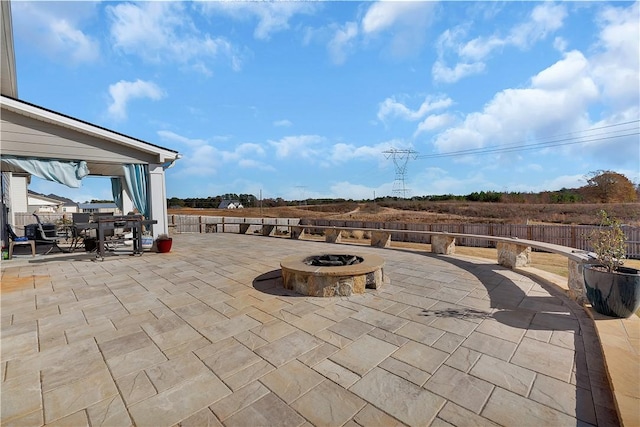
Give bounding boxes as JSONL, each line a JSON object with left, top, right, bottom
{"left": 1, "top": 155, "right": 89, "bottom": 188}
{"left": 122, "top": 164, "right": 149, "bottom": 219}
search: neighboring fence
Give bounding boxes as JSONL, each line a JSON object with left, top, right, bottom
{"left": 13, "top": 213, "right": 640, "bottom": 259}
{"left": 14, "top": 212, "right": 65, "bottom": 228}
{"left": 167, "top": 215, "right": 300, "bottom": 235}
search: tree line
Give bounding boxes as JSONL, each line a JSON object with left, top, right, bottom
{"left": 167, "top": 171, "right": 639, "bottom": 208}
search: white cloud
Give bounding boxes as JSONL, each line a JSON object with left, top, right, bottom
{"left": 414, "top": 113, "right": 456, "bottom": 136}
{"left": 509, "top": 3, "right": 567, "bottom": 49}
{"left": 221, "top": 143, "right": 265, "bottom": 162}
{"left": 377, "top": 95, "right": 453, "bottom": 123}
{"left": 160, "top": 132, "right": 272, "bottom": 177}
{"left": 50, "top": 20, "right": 99, "bottom": 64}
{"left": 273, "top": 119, "right": 293, "bottom": 128}
{"left": 328, "top": 181, "right": 391, "bottom": 200}
{"left": 428, "top": 25, "right": 640, "bottom": 168}
{"left": 157, "top": 130, "right": 207, "bottom": 148}
{"left": 328, "top": 22, "right": 359, "bottom": 65}
{"left": 269, "top": 135, "right": 325, "bottom": 159}
{"left": 459, "top": 3, "right": 567, "bottom": 60}
{"left": 200, "top": 2, "right": 317, "bottom": 40}
{"left": 411, "top": 168, "right": 494, "bottom": 196}
{"left": 553, "top": 37, "right": 568, "bottom": 53}
{"left": 361, "top": 2, "right": 433, "bottom": 35}
{"left": 432, "top": 58, "right": 486, "bottom": 84}
{"left": 433, "top": 3, "right": 567, "bottom": 83}
{"left": 107, "top": 79, "right": 165, "bottom": 120}
{"left": 432, "top": 27, "right": 486, "bottom": 83}
{"left": 360, "top": 1, "right": 436, "bottom": 59}
{"left": 541, "top": 174, "right": 586, "bottom": 191}
{"left": 458, "top": 35, "right": 504, "bottom": 62}
{"left": 316, "top": 1, "right": 436, "bottom": 65}
{"left": 531, "top": 50, "right": 589, "bottom": 90}
{"left": 237, "top": 159, "right": 276, "bottom": 172}
{"left": 107, "top": 2, "right": 241, "bottom": 74}
{"left": 330, "top": 141, "right": 392, "bottom": 165}
{"left": 590, "top": 1, "right": 640, "bottom": 111}
{"left": 12, "top": 2, "right": 100, "bottom": 64}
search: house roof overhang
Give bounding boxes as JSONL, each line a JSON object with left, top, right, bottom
{"left": 1, "top": 95, "right": 181, "bottom": 177}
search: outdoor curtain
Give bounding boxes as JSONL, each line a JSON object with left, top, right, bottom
{"left": 0, "top": 155, "right": 89, "bottom": 188}
{"left": 111, "top": 177, "right": 124, "bottom": 212}
{"left": 122, "top": 164, "right": 149, "bottom": 219}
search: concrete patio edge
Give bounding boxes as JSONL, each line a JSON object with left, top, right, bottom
{"left": 515, "top": 266, "right": 640, "bottom": 427}
{"left": 586, "top": 308, "right": 640, "bottom": 427}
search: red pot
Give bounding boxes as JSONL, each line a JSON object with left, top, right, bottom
{"left": 157, "top": 238, "right": 172, "bottom": 253}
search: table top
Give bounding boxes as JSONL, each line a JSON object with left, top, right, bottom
{"left": 75, "top": 218, "right": 157, "bottom": 229}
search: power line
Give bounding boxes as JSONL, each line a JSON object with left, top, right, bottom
{"left": 416, "top": 119, "right": 639, "bottom": 160}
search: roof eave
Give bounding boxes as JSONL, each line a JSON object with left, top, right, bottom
{"left": 1, "top": 95, "right": 180, "bottom": 163}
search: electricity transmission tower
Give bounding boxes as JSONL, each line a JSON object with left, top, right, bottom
{"left": 383, "top": 148, "right": 418, "bottom": 198}
{"left": 295, "top": 186, "right": 307, "bottom": 206}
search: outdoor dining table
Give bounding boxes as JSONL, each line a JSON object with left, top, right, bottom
{"left": 74, "top": 215, "right": 157, "bottom": 260}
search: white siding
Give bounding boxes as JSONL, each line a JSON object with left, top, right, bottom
{"left": 9, "top": 174, "right": 27, "bottom": 213}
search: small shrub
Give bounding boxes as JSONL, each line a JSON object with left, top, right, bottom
{"left": 589, "top": 210, "right": 626, "bottom": 272}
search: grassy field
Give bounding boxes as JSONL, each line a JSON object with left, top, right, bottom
{"left": 169, "top": 201, "right": 640, "bottom": 226}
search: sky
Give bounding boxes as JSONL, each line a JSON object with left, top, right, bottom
{"left": 10, "top": 0, "right": 640, "bottom": 203}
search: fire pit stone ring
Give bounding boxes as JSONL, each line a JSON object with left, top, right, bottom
{"left": 280, "top": 253, "right": 385, "bottom": 297}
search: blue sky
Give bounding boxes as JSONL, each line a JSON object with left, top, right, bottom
{"left": 12, "top": 1, "right": 640, "bottom": 203}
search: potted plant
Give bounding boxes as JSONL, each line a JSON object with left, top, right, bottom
{"left": 156, "top": 233, "right": 173, "bottom": 253}
{"left": 583, "top": 210, "right": 640, "bottom": 318}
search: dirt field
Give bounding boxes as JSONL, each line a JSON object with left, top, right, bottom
{"left": 169, "top": 201, "right": 640, "bottom": 226}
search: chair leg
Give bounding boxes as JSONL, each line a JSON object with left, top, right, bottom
{"left": 42, "top": 242, "right": 66, "bottom": 255}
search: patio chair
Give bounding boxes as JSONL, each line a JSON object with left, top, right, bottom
{"left": 69, "top": 212, "right": 91, "bottom": 252}
{"left": 32, "top": 213, "right": 66, "bottom": 254}
{"left": 6, "top": 223, "right": 36, "bottom": 259}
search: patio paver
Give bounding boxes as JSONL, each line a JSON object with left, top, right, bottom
{"left": 0, "top": 233, "right": 621, "bottom": 426}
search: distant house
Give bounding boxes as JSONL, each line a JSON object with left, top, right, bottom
{"left": 27, "top": 191, "right": 63, "bottom": 213}
{"left": 77, "top": 202, "right": 121, "bottom": 215}
{"left": 218, "top": 200, "right": 244, "bottom": 209}
{"left": 59, "top": 199, "right": 78, "bottom": 214}
{"left": 28, "top": 191, "right": 78, "bottom": 214}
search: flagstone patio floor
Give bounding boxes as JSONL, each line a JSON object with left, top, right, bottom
{"left": 1, "top": 233, "right": 621, "bottom": 426}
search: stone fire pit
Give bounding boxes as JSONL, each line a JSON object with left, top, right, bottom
{"left": 280, "top": 253, "right": 385, "bottom": 297}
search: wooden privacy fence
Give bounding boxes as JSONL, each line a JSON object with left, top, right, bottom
{"left": 167, "top": 215, "right": 300, "bottom": 235}
{"left": 164, "top": 215, "right": 640, "bottom": 259}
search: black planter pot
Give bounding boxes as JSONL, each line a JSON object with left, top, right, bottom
{"left": 583, "top": 265, "right": 640, "bottom": 318}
